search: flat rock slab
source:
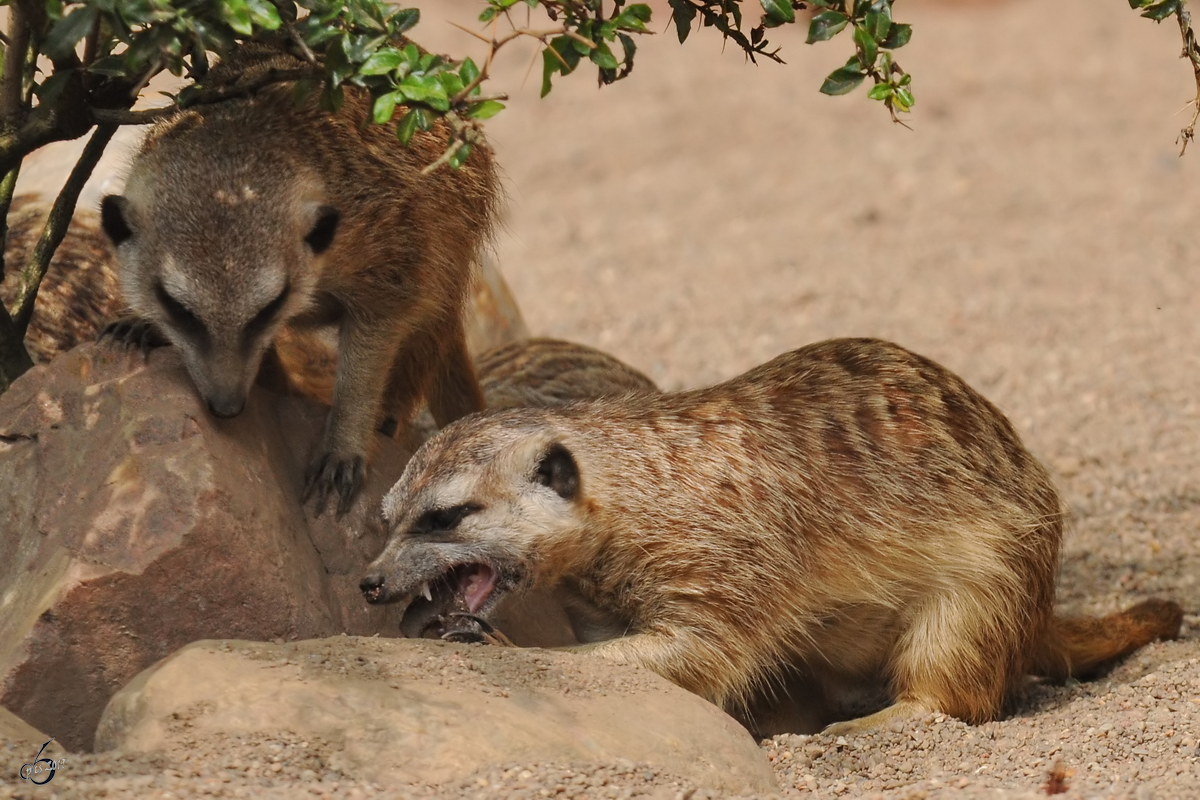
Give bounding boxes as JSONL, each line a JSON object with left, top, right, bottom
{"left": 96, "top": 637, "right": 778, "bottom": 794}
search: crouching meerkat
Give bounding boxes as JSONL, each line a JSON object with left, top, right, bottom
{"left": 100, "top": 44, "right": 499, "bottom": 515}
{"left": 360, "top": 337, "right": 1183, "bottom": 733}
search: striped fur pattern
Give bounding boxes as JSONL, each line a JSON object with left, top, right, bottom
{"left": 476, "top": 337, "right": 658, "bottom": 410}
{"left": 364, "top": 337, "right": 1182, "bottom": 733}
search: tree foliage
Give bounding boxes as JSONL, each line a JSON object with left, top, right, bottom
{"left": 0, "top": 0, "right": 1195, "bottom": 393}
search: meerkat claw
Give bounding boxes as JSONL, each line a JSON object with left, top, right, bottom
{"left": 303, "top": 453, "right": 365, "bottom": 518}
{"left": 99, "top": 316, "right": 166, "bottom": 356}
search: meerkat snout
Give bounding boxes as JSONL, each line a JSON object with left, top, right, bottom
{"left": 360, "top": 574, "right": 386, "bottom": 604}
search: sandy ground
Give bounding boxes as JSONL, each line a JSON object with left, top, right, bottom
{"left": 4, "top": 0, "right": 1200, "bottom": 797}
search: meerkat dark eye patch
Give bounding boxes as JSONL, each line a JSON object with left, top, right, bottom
{"left": 101, "top": 195, "right": 134, "bottom": 245}
{"left": 535, "top": 442, "right": 579, "bottom": 501}
{"left": 411, "top": 503, "right": 482, "bottom": 535}
{"left": 243, "top": 282, "right": 290, "bottom": 346}
{"left": 154, "top": 282, "right": 207, "bottom": 341}
{"left": 305, "top": 206, "right": 340, "bottom": 254}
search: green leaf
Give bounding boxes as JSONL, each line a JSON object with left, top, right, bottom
{"left": 668, "top": 0, "right": 697, "bottom": 43}
{"left": 760, "top": 0, "right": 795, "bottom": 27}
{"left": 43, "top": 6, "right": 97, "bottom": 62}
{"left": 806, "top": 11, "right": 848, "bottom": 44}
{"left": 615, "top": 4, "right": 651, "bottom": 31}
{"left": 359, "top": 48, "right": 404, "bottom": 75}
{"left": 866, "top": 83, "right": 892, "bottom": 101}
{"left": 372, "top": 90, "right": 399, "bottom": 123}
{"left": 479, "top": 7, "right": 496, "bottom": 22}
{"left": 449, "top": 143, "right": 471, "bottom": 169}
{"left": 466, "top": 99, "right": 505, "bottom": 119}
{"left": 398, "top": 74, "right": 449, "bottom": 111}
{"left": 541, "top": 47, "right": 558, "bottom": 97}
{"left": 320, "top": 82, "right": 345, "bottom": 112}
{"left": 863, "top": 8, "right": 891, "bottom": 42}
{"left": 391, "top": 7, "right": 419, "bottom": 33}
{"left": 1141, "top": 0, "right": 1181, "bottom": 20}
{"left": 438, "top": 71, "right": 465, "bottom": 98}
{"left": 893, "top": 85, "right": 914, "bottom": 110}
{"left": 820, "top": 62, "right": 867, "bottom": 95}
{"left": 246, "top": 0, "right": 282, "bottom": 31}
{"left": 880, "top": 23, "right": 911, "bottom": 49}
{"left": 87, "top": 55, "right": 128, "bottom": 77}
{"left": 396, "top": 107, "right": 420, "bottom": 145}
{"left": 589, "top": 41, "right": 620, "bottom": 70}
{"left": 459, "top": 57, "right": 480, "bottom": 87}
{"left": 853, "top": 25, "right": 877, "bottom": 67}
{"left": 219, "top": 0, "right": 254, "bottom": 36}
{"left": 32, "top": 71, "right": 72, "bottom": 104}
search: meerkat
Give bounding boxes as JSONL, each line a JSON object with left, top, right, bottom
{"left": 359, "top": 337, "right": 1183, "bottom": 734}
{"left": 100, "top": 44, "right": 499, "bottom": 515}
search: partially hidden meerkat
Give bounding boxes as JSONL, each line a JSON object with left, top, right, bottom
{"left": 100, "top": 44, "right": 499, "bottom": 515}
{"left": 359, "top": 337, "right": 1183, "bottom": 734}
{"left": 0, "top": 196, "right": 124, "bottom": 363}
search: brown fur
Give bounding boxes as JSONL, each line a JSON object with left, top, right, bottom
{"left": 362, "top": 337, "right": 1183, "bottom": 734}
{"left": 102, "top": 44, "right": 499, "bottom": 513}
{"left": 0, "top": 197, "right": 124, "bottom": 363}
{"left": 475, "top": 337, "right": 657, "bottom": 410}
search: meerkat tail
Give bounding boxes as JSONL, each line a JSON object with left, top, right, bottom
{"left": 1030, "top": 599, "right": 1184, "bottom": 680}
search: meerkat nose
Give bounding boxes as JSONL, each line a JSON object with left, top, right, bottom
{"left": 360, "top": 574, "right": 386, "bottom": 603}
{"left": 206, "top": 395, "right": 245, "bottom": 418}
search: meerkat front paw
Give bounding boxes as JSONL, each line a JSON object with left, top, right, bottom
{"left": 302, "top": 450, "right": 365, "bottom": 518}
{"left": 99, "top": 316, "right": 168, "bottom": 355}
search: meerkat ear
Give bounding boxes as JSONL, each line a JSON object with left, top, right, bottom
{"left": 100, "top": 195, "right": 134, "bottom": 245}
{"left": 535, "top": 442, "right": 579, "bottom": 501}
{"left": 305, "top": 205, "right": 340, "bottom": 254}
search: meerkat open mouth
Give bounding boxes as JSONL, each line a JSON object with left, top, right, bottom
{"left": 398, "top": 562, "right": 502, "bottom": 639}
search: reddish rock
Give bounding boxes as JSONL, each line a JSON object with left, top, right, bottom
{"left": 0, "top": 344, "right": 411, "bottom": 752}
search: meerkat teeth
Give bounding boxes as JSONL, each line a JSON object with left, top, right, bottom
{"left": 421, "top": 583, "right": 433, "bottom": 602}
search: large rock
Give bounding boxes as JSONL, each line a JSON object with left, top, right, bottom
{"left": 0, "top": 344, "right": 412, "bottom": 752}
{"left": 96, "top": 637, "right": 778, "bottom": 794}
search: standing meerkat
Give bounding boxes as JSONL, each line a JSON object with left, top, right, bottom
{"left": 360, "top": 337, "right": 1183, "bottom": 733}
{"left": 100, "top": 44, "right": 499, "bottom": 515}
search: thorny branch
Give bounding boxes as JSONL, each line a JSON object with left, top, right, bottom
{"left": 427, "top": 21, "right": 575, "bottom": 174}
{"left": 1177, "top": 4, "right": 1200, "bottom": 154}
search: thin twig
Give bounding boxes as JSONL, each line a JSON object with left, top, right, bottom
{"left": 1, "top": 4, "right": 31, "bottom": 127}
{"left": 1176, "top": 3, "right": 1200, "bottom": 155}
{"left": 12, "top": 124, "right": 118, "bottom": 337}
{"left": 91, "top": 65, "right": 319, "bottom": 125}
{"left": 0, "top": 164, "right": 20, "bottom": 282}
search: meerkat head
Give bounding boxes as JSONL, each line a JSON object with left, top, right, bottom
{"left": 361, "top": 411, "right": 588, "bottom": 628}
{"left": 100, "top": 134, "right": 339, "bottom": 419}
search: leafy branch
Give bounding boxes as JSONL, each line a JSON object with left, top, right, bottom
{"left": 1129, "top": 0, "right": 1200, "bottom": 153}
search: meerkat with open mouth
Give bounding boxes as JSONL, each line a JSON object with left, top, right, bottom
{"left": 360, "top": 337, "right": 1182, "bottom": 733}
